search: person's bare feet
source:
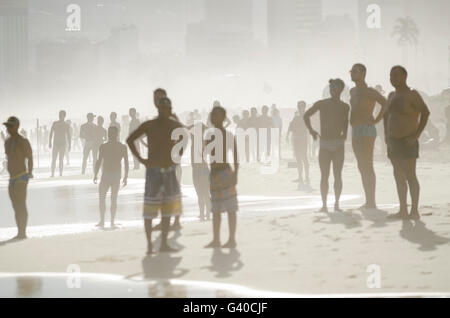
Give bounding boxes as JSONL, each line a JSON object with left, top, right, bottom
{"left": 95, "top": 222, "right": 104, "bottom": 228}
{"left": 334, "top": 204, "right": 343, "bottom": 212}
{"left": 409, "top": 210, "right": 421, "bottom": 220}
{"left": 204, "top": 240, "right": 221, "bottom": 248}
{"left": 159, "top": 245, "right": 179, "bottom": 253}
{"left": 388, "top": 211, "right": 408, "bottom": 220}
{"left": 222, "top": 240, "right": 237, "bottom": 249}
{"left": 171, "top": 222, "right": 182, "bottom": 231}
{"left": 318, "top": 206, "right": 328, "bottom": 213}
{"left": 13, "top": 234, "right": 27, "bottom": 240}
{"left": 146, "top": 244, "right": 155, "bottom": 255}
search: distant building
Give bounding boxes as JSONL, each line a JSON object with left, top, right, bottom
{"left": 0, "top": 0, "right": 29, "bottom": 89}
{"left": 267, "top": 0, "right": 322, "bottom": 56}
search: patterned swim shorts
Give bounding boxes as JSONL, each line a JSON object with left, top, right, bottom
{"left": 143, "top": 166, "right": 182, "bottom": 219}
{"left": 210, "top": 165, "right": 238, "bottom": 213}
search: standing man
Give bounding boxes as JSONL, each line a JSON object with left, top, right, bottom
{"left": 129, "top": 107, "right": 142, "bottom": 170}
{"left": 304, "top": 79, "right": 350, "bottom": 212}
{"left": 127, "top": 92, "right": 185, "bottom": 254}
{"left": 258, "top": 105, "right": 274, "bottom": 160}
{"left": 49, "top": 110, "right": 71, "bottom": 177}
{"left": 80, "top": 113, "right": 97, "bottom": 174}
{"left": 385, "top": 66, "right": 430, "bottom": 220}
{"left": 109, "top": 112, "right": 121, "bottom": 140}
{"left": 3, "top": 117, "right": 33, "bottom": 240}
{"left": 287, "top": 101, "right": 310, "bottom": 189}
{"left": 349, "top": 63, "right": 387, "bottom": 210}
{"left": 94, "top": 126, "right": 129, "bottom": 228}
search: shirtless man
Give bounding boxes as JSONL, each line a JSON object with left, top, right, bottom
{"left": 49, "top": 110, "right": 71, "bottom": 177}
{"left": 349, "top": 63, "right": 387, "bottom": 209}
{"left": 385, "top": 66, "right": 430, "bottom": 220}
{"left": 127, "top": 94, "right": 185, "bottom": 254}
{"left": 287, "top": 101, "right": 310, "bottom": 189}
{"left": 304, "top": 79, "right": 350, "bottom": 212}
{"left": 94, "top": 116, "right": 107, "bottom": 164}
{"left": 109, "top": 112, "right": 121, "bottom": 140}
{"left": 3, "top": 117, "right": 33, "bottom": 240}
{"left": 80, "top": 113, "right": 97, "bottom": 174}
{"left": 94, "top": 126, "right": 129, "bottom": 228}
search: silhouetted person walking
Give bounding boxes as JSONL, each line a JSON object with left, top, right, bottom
{"left": 127, "top": 92, "right": 185, "bottom": 254}
{"left": 349, "top": 63, "right": 387, "bottom": 209}
{"left": 80, "top": 113, "right": 97, "bottom": 174}
{"left": 287, "top": 101, "right": 310, "bottom": 189}
{"left": 109, "top": 112, "right": 121, "bottom": 140}
{"left": 94, "top": 126, "right": 129, "bottom": 228}
{"left": 94, "top": 116, "right": 107, "bottom": 164}
{"left": 385, "top": 66, "right": 430, "bottom": 220}
{"left": 304, "top": 79, "right": 350, "bottom": 212}
{"left": 49, "top": 110, "right": 71, "bottom": 177}
{"left": 204, "top": 106, "right": 239, "bottom": 249}
{"left": 3, "top": 117, "right": 33, "bottom": 240}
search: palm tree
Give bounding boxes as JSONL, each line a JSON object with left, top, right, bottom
{"left": 391, "top": 17, "right": 419, "bottom": 66}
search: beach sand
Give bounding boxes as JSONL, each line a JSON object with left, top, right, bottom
{"left": 1, "top": 143, "right": 450, "bottom": 296}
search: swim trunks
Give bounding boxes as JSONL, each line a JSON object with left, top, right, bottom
{"left": 9, "top": 172, "right": 30, "bottom": 187}
{"left": 352, "top": 125, "right": 377, "bottom": 139}
{"left": 143, "top": 165, "right": 182, "bottom": 219}
{"left": 210, "top": 165, "right": 238, "bottom": 213}
{"left": 387, "top": 137, "right": 419, "bottom": 159}
{"left": 320, "top": 139, "right": 345, "bottom": 152}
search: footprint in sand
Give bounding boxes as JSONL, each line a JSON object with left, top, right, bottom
{"left": 347, "top": 274, "right": 357, "bottom": 279}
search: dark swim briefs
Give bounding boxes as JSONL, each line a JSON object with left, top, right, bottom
{"left": 387, "top": 137, "right": 419, "bottom": 159}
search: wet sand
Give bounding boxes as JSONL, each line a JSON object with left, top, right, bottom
{"left": 1, "top": 145, "right": 450, "bottom": 296}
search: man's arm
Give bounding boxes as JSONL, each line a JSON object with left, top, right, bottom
{"left": 122, "top": 146, "right": 129, "bottom": 186}
{"left": 383, "top": 93, "right": 394, "bottom": 141}
{"left": 410, "top": 90, "right": 431, "bottom": 142}
{"left": 303, "top": 102, "right": 320, "bottom": 140}
{"left": 49, "top": 123, "right": 54, "bottom": 148}
{"left": 93, "top": 146, "right": 103, "bottom": 183}
{"left": 373, "top": 89, "right": 388, "bottom": 124}
{"left": 126, "top": 122, "right": 148, "bottom": 164}
{"left": 342, "top": 104, "right": 350, "bottom": 140}
{"left": 66, "top": 125, "right": 71, "bottom": 152}
{"left": 24, "top": 139, "right": 33, "bottom": 178}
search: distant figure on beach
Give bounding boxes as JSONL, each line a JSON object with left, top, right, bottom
{"left": 94, "top": 126, "right": 129, "bottom": 228}
{"left": 109, "top": 112, "right": 121, "bottom": 141}
{"left": 72, "top": 123, "right": 80, "bottom": 151}
{"left": 127, "top": 92, "right": 185, "bottom": 254}
{"left": 271, "top": 107, "right": 283, "bottom": 159}
{"left": 80, "top": 113, "right": 97, "bottom": 174}
{"left": 375, "top": 85, "right": 387, "bottom": 156}
{"left": 287, "top": 101, "right": 310, "bottom": 190}
{"left": 187, "top": 120, "right": 211, "bottom": 221}
{"left": 3, "top": 117, "right": 33, "bottom": 240}
{"left": 385, "top": 66, "right": 430, "bottom": 220}
{"left": 248, "top": 107, "right": 260, "bottom": 161}
{"left": 258, "top": 105, "right": 274, "bottom": 160}
{"left": 94, "top": 116, "right": 107, "bottom": 165}
{"left": 241, "top": 110, "right": 251, "bottom": 162}
{"left": 443, "top": 105, "right": 450, "bottom": 144}
{"left": 128, "top": 107, "right": 142, "bottom": 170}
{"left": 204, "top": 106, "right": 239, "bottom": 249}
{"left": 349, "top": 63, "right": 387, "bottom": 209}
{"left": 304, "top": 79, "right": 350, "bottom": 212}
{"left": 49, "top": 110, "right": 71, "bottom": 177}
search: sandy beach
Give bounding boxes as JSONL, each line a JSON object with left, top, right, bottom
{"left": 1, "top": 142, "right": 450, "bottom": 297}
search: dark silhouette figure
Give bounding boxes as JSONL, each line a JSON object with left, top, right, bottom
{"left": 385, "top": 66, "right": 430, "bottom": 220}
{"left": 204, "top": 106, "right": 239, "bottom": 249}
{"left": 49, "top": 110, "right": 71, "bottom": 177}
{"left": 109, "top": 112, "right": 121, "bottom": 140}
{"left": 248, "top": 107, "right": 260, "bottom": 161}
{"left": 258, "top": 105, "right": 274, "bottom": 160}
{"left": 349, "top": 63, "right": 387, "bottom": 209}
{"left": 3, "top": 117, "right": 33, "bottom": 240}
{"left": 80, "top": 113, "right": 97, "bottom": 174}
{"left": 304, "top": 79, "right": 350, "bottom": 212}
{"left": 65, "top": 120, "right": 73, "bottom": 166}
{"left": 127, "top": 91, "right": 185, "bottom": 255}
{"left": 287, "top": 101, "right": 310, "bottom": 189}
{"left": 94, "top": 116, "right": 107, "bottom": 163}
{"left": 94, "top": 126, "right": 129, "bottom": 228}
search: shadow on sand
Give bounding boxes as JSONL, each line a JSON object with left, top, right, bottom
{"left": 313, "top": 210, "right": 363, "bottom": 229}
{"left": 360, "top": 208, "right": 389, "bottom": 227}
{"left": 400, "top": 220, "right": 450, "bottom": 251}
{"left": 204, "top": 248, "right": 244, "bottom": 278}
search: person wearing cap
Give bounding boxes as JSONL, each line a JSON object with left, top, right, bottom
{"left": 3, "top": 116, "right": 33, "bottom": 240}
{"left": 80, "top": 113, "right": 97, "bottom": 174}
{"left": 127, "top": 94, "right": 186, "bottom": 254}
{"left": 49, "top": 110, "right": 71, "bottom": 177}
{"left": 304, "top": 79, "right": 350, "bottom": 212}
